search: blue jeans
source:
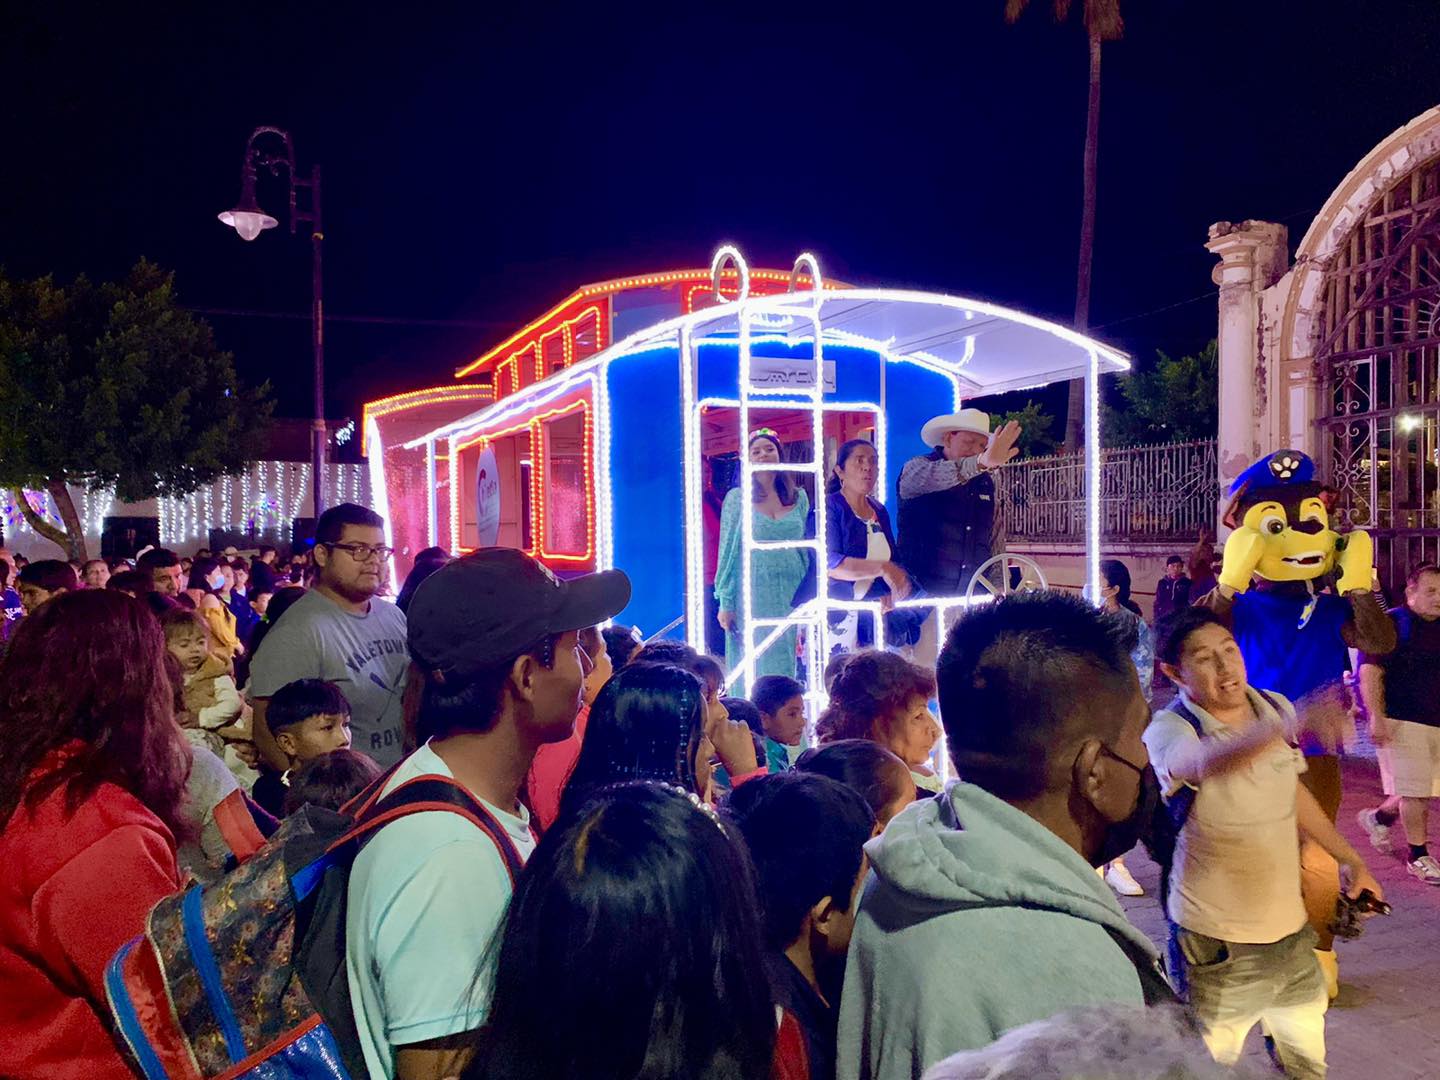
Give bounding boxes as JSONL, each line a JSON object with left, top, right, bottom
{"left": 1176, "top": 925, "right": 1327, "bottom": 1078}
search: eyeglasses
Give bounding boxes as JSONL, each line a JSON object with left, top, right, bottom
{"left": 1098, "top": 742, "right": 1147, "bottom": 775}
{"left": 325, "top": 542, "right": 394, "bottom": 562}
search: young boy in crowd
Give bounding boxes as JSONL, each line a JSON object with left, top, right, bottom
{"left": 281, "top": 748, "right": 382, "bottom": 816}
{"left": 161, "top": 608, "right": 257, "bottom": 788}
{"left": 754, "top": 674, "right": 808, "bottom": 771}
{"left": 727, "top": 771, "right": 876, "bottom": 1080}
{"left": 251, "top": 678, "right": 356, "bottom": 819}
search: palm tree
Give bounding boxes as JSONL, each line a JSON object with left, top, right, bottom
{"left": 1005, "top": 0, "right": 1125, "bottom": 452}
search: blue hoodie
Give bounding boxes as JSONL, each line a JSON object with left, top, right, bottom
{"left": 838, "top": 781, "right": 1164, "bottom": 1079}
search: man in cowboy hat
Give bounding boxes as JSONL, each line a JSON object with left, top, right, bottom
{"left": 897, "top": 410, "right": 1021, "bottom": 599}
{"left": 898, "top": 410, "right": 1021, "bottom": 668}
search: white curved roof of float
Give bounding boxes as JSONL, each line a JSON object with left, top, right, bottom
{"left": 616, "top": 287, "right": 1130, "bottom": 395}
{"left": 409, "top": 285, "right": 1129, "bottom": 448}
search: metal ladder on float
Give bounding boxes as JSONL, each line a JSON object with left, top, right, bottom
{"left": 712, "top": 246, "right": 852, "bottom": 701}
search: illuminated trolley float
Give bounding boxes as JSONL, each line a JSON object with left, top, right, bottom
{"left": 365, "top": 247, "right": 1129, "bottom": 697}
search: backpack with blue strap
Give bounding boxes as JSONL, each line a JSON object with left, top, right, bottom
{"left": 104, "top": 771, "right": 531, "bottom": 1079}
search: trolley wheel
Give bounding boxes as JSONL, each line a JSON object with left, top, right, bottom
{"left": 964, "top": 553, "right": 1048, "bottom": 602}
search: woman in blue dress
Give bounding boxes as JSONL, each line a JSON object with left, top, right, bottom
{"left": 714, "top": 429, "right": 810, "bottom": 684}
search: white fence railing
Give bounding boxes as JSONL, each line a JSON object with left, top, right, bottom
{"left": 996, "top": 438, "right": 1219, "bottom": 544}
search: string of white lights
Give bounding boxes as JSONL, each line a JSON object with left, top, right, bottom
{"left": 425, "top": 438, "right": 439, "bottom": 548}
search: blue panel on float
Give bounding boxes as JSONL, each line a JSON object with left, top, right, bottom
{"left": 883, "top": 361, "right": 956, "bottom": 498}
{"left": 606, "top": 348, "right": 686, "bottom": 639}
{"left": 601, "top": 338, "right": 954, "bottom": 640}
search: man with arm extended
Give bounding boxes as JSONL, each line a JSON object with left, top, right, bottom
{"left": 897, "top": 410, "right": 1020, "bottom": 665}
{"left": 1147, "top": 606, "right": 1383, "bottom": 1078}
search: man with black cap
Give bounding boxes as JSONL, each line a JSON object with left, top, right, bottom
{"left": 345, "top": 548, "right": 631, "bottom": 1080}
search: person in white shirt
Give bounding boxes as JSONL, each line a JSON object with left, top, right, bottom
{"left": 345, "top": 548, "right": 630, "bottom": 1080}
{"left": 1146, "top": 607, "right": 1383, "bottom": 1078}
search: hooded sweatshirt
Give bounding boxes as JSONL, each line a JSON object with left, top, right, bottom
{"left": 837, "top": 781, "right": 1164, "bottom": 1080}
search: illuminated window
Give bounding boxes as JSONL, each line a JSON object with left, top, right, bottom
{"left": 571, "top": 309, "right": 601, "bottom": 365}
{"left": 520, "top": 459, "right": 533, "bottom": 551}
{"left": 544, "top": 411, "right": 587, "bottom": 556}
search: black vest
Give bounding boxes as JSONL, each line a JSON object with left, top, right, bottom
{"left": 897, "top": 450, "right": 996, "bottom": 595}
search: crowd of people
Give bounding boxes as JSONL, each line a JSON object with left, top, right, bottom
{"left": 0, "top": 455, "right": 1422, "bottom": 1080}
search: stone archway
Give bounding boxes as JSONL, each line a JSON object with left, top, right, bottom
{"left": 1208, "top": 105, "right": 1440, "bottom": 592}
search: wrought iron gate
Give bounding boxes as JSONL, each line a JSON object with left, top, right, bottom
{"left": 1318, "top": 156, "right": 1440, "bottom": 592}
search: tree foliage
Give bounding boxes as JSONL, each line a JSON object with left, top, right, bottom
{"left": 995, "top": 400, "right": 1061, "bottom": 458}
{"left": 0, "top": 260, "right": 273, "bottom": 558}
{"left": 1102, "top": 339, "right": 1218, "bottom": 446}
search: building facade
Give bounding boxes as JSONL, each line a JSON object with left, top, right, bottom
{"left": 1210, "top": 105, "right": 1440, "bottom": 592}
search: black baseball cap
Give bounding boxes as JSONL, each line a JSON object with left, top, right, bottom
{"left": 407, "top": 547, "right": 631, "bottom": 683}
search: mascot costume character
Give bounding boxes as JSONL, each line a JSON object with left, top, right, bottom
{"left": 1201, "top": 448, "right": 1395, "bottom": 998}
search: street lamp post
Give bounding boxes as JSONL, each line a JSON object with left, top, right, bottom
{"left": 218, "top": 126, "right": 327, "bottom": 525}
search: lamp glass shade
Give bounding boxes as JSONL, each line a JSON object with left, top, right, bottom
{"left": 218, "top": 208, "right": 279, "bottom": 242}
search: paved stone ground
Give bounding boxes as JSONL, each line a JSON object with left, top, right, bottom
{"left": 1113, "top": 755, "right": 1440, "bottom": 1079}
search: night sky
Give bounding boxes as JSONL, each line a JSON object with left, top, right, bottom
{"left": 5, "top": 3, "right": 1440, "bottom": 424}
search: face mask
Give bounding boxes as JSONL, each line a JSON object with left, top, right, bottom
{"left": 208, "top": 574, "right": 225, "bottom": 591}
{"left": 1093, "top": 745, "right": 1162, "bottom": 868}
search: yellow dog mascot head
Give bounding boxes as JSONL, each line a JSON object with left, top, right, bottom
{"left": 1218, "top": 449, "right": 1372, "bottom": 597}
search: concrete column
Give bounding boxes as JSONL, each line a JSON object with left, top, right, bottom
{"left": 1205, "top": 221, "right": 1290, "bottom": 499}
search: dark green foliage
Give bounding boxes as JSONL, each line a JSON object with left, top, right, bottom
{"left": 0, "top": 260, "right": 272, "bottom": 556}
{"left": 1103, "top": 340, "right": 1218, "bottom": 447}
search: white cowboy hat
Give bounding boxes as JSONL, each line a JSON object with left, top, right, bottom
{"left": 921, "top": 409, "right": 991, "bottom": 448}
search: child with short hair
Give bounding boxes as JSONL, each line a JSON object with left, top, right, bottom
{"left": 726, "top": 771, "right": 876, "bottom": 1080}
{"left": 160, "top": 607, "right": 257, "bottom": 789}
{"left": 795, "top": 739, "right": 917, "bottom": 833}
{"left": 250, "top": 678, "right": 356, "bottom": 818}
{"left": 282, "top": 748, "right": 382, "bottom": 816}
{"left": 753, "top": 674, "right": 808, "bottom": 771}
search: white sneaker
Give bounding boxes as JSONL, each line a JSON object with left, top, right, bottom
{"left": 1105, "top": 861, "right": 1144, "bottom": 897}
{"left": 1356, "top": 808, "right": 1394, "bottom": 855}
{"left": 1407, "top": 854, "right": 1440, "bottom": 885}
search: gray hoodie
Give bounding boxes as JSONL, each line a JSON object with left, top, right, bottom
{"left": 837, "top": 781, "right": 1164, "bottom": 1080}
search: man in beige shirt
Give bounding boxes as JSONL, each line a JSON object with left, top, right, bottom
{"left": 1146, "top": 607, "right": 1383, "bottom": 1079}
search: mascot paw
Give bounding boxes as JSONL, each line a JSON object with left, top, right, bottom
{"left": 1219, "top": 526, "right": 1267, "bottom": 593}
{"left": 1336, "top": 529, "right": 1375, "bottom": 596}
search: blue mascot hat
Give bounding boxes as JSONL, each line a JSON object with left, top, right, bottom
{"left": 1227, "top": 449, "right": 1316, "bottom": 498}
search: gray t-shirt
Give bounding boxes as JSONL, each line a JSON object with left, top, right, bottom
{"left": 249, "top": 589, "right": 410, "bottom": 766}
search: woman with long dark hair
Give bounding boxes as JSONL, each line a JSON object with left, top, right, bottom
{"left": 0, "top": 590, "right": 191, "bottom": 1078}
{"left": 461, "top": 783, "right": 777, "bottom": 1080}
{"left": 714, "top": 428, "right": 810, "bottom": 684}
{"left": 557, "top": 661, "right": 758, "bottom": 818}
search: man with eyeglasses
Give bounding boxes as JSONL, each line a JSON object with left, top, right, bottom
{"left": 249, "top": 503, "right": 410, "bottom": 768}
